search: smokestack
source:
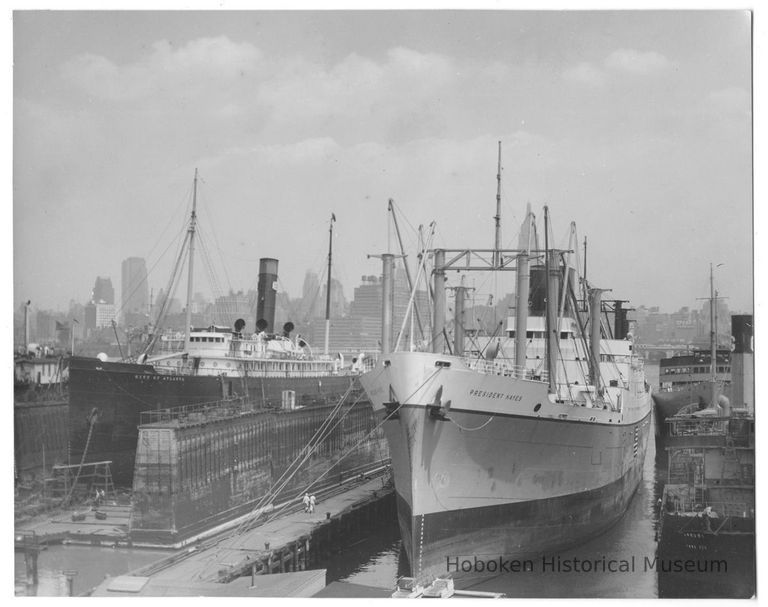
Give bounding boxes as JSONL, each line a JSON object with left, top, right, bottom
{"left": 731, "top": 314, "right": 754, "bottom": 413}
{"left": 529, "top": 265, "right": 547, "bottom": 316}
{"left": 256, "top": 258, "right": 279, "bottom": 333}
{"left": 453, "top": 277, "right": 467, "bottom": 357}
{"left": 614, "top": 301, "right": 628, "bottom": 339}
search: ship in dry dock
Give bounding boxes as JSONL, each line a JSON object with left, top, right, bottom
{"left": 68, "top": 171, "right": 387, "bottom": 492}
{"left": 359, "top": 157, "right": 652, "bottom": 581}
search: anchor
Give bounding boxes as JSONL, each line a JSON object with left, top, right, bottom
{"left": 428, "top": 385, "right": 451, "bottom": 421}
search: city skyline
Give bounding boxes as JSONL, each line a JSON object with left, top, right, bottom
{"left": 13, "top": 10, "right": 755, "bottom": 316}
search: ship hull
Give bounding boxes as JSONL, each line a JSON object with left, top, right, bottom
{"left": 652, "top": 382, "right": 731, "bottom": 437}
{"left": 360, "top": 351, "right": 652, "bottom": 581}
{"left": 68, "top": 356, "right": 360, "bottom": 486}
{"left": 395, "top": 462, "right": 645, "bottom": 579}
{"left": 657, "top": 513, "right": 755, "bottom": 598}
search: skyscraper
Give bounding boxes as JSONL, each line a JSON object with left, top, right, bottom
{"left": 91, "top": 276, "right": 114, "bottom": 304}
{"left": 121, "top": 257, "right": 149, "bottom": 320}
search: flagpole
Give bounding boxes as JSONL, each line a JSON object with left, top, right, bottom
{"left": 324, "top": 213, "right": 336, "bottom": 356}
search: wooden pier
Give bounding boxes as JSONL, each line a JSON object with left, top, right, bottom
{"left": 111, "top": 475, "right": 393, "bottom": 591}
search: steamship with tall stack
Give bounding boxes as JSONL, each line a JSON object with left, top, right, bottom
{"left": 360, "top": 152, "right": 652, "bottom": 581}
{"left": 68, "top": 172, "right": 385, "bottom": 489}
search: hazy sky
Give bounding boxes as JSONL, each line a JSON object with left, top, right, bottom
{"left": 13, "top": 10, "right": 753, "bottom": 316}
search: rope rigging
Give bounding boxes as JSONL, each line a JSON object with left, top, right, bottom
{"left": 191, "top": 365, "right": 445, "bottom": 577}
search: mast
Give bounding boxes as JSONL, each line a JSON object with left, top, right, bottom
{"left": 324, "top": 213, "right": 336, "bottom": 356}
{"left": 381, "top": 253, "right": 394, "bottom": 356}
{"left": 493, "top": 141, "right": 502, "bottom": 268}
{"left": 589, "top": 288, "right": 606, "bottom": 392}
{"left": 184, "top": 169, "right": 198, "bottom": 350}
{"left": 709, "top": 263, "right": 717, "bottom": 406}
{"left": 389, "top": 199, "right": 424, "bottom": 340}
{"left": 582, "top": 235, "right": 588, "bottom": 307}
{"left": 514, "top": 209, "right": 531, "bottom": 377}
{"left": 544, "top": 206, "right": 558, "bottom": 394}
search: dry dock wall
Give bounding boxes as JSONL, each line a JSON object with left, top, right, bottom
{"left": 14, "top": 400, "right": 69, "bottom": 481}
{"left": 131, "top": 399, "right": 388, "bottom": 543}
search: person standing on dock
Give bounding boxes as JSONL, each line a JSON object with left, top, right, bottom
{"left": 309, "top": 494, "right": 316, "bottom": 514}
{"left": 303, "top": 493, "right": 310, "bottom": 513}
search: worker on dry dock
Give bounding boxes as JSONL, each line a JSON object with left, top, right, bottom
{"left": 309, "top": 494, "right": 316, "bottom": 514}
{"left": 303, "top": 493, "right": 310, "bottom": 513}
{"left": 701, "top": 505, "right": 714, "bottom": 531}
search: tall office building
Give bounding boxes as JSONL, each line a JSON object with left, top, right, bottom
{"left": 91, "top": 276, "right": 114, "bottom": 305}
{"left": 121, "top": 257, "right": 149, "bottom": 320}
{"left": 311, "top": 266, "right": 429, "bottom": 351}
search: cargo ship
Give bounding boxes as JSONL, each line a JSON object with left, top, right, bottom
{"left": 68, "top": 171, "right": 380, "bottom": 487}
{"left": 359, "top": 161, "right": 652, "bottom": 581}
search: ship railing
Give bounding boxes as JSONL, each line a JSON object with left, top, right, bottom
{"left": 462, "top": 357, "right": 548, "bottom": 383}
{"left": 661, "top": 486, "right": 755, "bottom": 519}
{"left": 663, "top": 498, "right": 755, "bottom": 520}
{"left": 666, "top": 417, "right": 727, "bottom": 437}
{"left": 139, "top": 397, "right": 247, "bottom": 426}
{"left": 666, "top": 416, "right": 753, "bottom": 443}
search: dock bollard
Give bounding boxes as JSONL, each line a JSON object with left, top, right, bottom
{"left": 63, "top": 570, "right": 78, "bottom": 597}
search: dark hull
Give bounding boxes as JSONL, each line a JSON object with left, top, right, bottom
{"left": 652, "top": 382, "right": 731, "bottom": 437}
{"left": 68, "top": 356, "right": 359, "bottom": 486}
{"left": 657, "top": 513, "right": 755, "bottom": 598}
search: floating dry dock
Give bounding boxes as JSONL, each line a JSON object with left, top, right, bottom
{"left": 131, "top": 396, "right": 389, "bottom": 544}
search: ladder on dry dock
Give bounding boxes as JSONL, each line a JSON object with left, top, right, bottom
{"left": 46, "top": 461, "right": 116, "bottom": 504}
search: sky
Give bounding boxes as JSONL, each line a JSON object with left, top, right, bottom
{"left": 12, "top": 9, "right": 755, "bottom": 317}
